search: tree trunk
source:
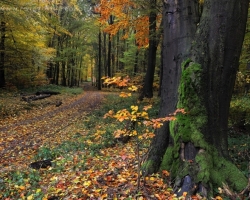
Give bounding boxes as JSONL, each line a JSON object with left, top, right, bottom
{"left": 143, "top": 0, "right": 199, "bottom": 175}
{"left": 0, "top": 15, "right": 6, "bottom": 88}
{"left": 144, "top": 0, "right": 249, "bottom": 197}
{"left": 61, "top": 60, "right": 66, "bottom": 86}
{"left": 133, "top": 48, "right": 139, "bottom": 76}
{"left": 139, "top": 0, "right": 157, "bottom": 100}
{"left": 47, "top": 34, "right": 56, "bottom": 84}
{"left": 103, "top": 32, "right": 107, "bottom": 76}
{"left": 107, "top": 15, "right": 113, "bottom": 77}
{"left": 107, "top": 33, "right": 112, "bottom": 77}
{"left": 98, "top": 29, "right": 102, "bottom": 90}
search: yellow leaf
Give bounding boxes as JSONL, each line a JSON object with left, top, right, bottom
{"left": 131, "top": 105, "right": 138, "bottom": 112}
{"left": 141, "top": 111, "right": 149, "bottom": 119}
{"left": 36, "top": 188, "right": 42, "bottom": 193}
{"left": 83, "top": 180, "right": 92, "bottom": 187}
{"left": 50, "top": 176, "right": 58, "bottom": 181}
{"left": 19, "top": 185, "right": 25, "bottom": 190}
{"left": 119, "top": 92, "right": 131, "bottom": 98}
{"left": 128, "top": 85, "right": 138, "bottom": 91}
{"left": 27, "top": 194, "right": 34, "bottom": 200}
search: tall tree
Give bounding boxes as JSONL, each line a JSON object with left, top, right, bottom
{"left": 0, "top": 11, "right": 6, "bottom": 88}
{"left": 143, "top": 0, "right": 249, "bottom": 197}
{"left": 139, "top": 0, "right": 158, "bottom": 100}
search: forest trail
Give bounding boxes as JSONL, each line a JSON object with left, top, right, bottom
{"left": 0, "top": 84, "right": 107, "bottom": 172}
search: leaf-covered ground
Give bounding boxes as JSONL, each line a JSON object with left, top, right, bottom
{"left": 0, "top": 87, "right": 104, "bottom": 172}
{"left": 0, "top": 84, "right": 176, "bottom": 199}
{"left": 0, "top": 84, "right": 248, "bottom": 199}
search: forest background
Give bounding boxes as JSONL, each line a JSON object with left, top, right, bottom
{"left": 0, "top": 0, "right": 250, "bottom": 199}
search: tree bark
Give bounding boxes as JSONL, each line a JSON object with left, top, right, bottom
{"left": 139, "top": 0, "right": 157, "bottom": 100}
{"left": 143, "top": 0, "right": 199, "bottom": 175}
{"left": 0, "top": 14, "right": 6, "bottom": 88}
{"left": 98, "top": 29, "right": 102, "bottom": 90}
{"left": 107, "top": 15, "right": 113, "bottom": 77}
{"left": 143, "top": 0, "right": 249, "bottom": 196}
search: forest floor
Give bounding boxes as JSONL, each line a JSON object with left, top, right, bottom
{"left": 0, "top": 83, "right": 105, "bottom": 172}
{"left": 0, "top": 83, "right": 174, "bottom": 199}
{"left": 0, "top": 83, "right": 248, "bottom": 199}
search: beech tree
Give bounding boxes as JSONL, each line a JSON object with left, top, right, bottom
{"left": 143, "top": 0, "right": 249, "bottom": 197}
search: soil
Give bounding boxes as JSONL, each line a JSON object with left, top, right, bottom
{"left": 0, "top": 83, "right": 107, "bottom": 172}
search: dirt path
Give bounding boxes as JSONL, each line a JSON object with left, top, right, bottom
{"left": 0, "top": 87, "right": 107, "bottom": 171}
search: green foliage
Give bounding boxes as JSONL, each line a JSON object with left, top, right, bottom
{"left": 228, "top": 129, "right": 250, "bottom": 176}
{"left": 229, "top": 96, "right": 250, "bottom": 129}
{"left": 1, "top": 170, "right": 41, "bottom": 199}
{"left": 233, "top": 71, "right": 250, "bottom": 94}
{"left": 239, "top": 7, "right": 250, "bottom": 73}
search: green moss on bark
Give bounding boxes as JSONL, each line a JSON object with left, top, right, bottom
{"left": 160, "top": 59, "right": 247, "bottom": 194}
{"left": 141, "top": 159, "right": 157, "bottom": 175}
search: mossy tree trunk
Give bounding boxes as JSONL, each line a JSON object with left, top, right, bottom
{"left": 142, "top": 0, "right": 199, "bottom": 175}
{"left": 143, "top": 0, "right": 249, "bottom": 197}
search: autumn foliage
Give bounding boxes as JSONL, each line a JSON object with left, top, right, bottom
{"left": 95, "top": 0, "right": 153, "bottom": 48}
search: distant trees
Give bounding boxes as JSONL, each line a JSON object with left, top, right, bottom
{"left": 0, "top": 0, "right": 164, "bottom": 90}
{"left": 93, "top": 0, "right": 162, "bottom": 91}
{"left": 0, "top": 0, "right": 97, "bottom": 89}
{"left": 0, "top": 1, "right": 54, "bottom": 88}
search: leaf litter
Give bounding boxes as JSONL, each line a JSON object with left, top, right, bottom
{"left": 0, "top": 88, "right": 176, "bottom": 199}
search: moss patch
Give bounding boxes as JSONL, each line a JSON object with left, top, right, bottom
{"left": 160, "top": 59, "right": 247, "bottom": 194}
{"left": 141, "top": 160, "right": 157, "bottom": 175}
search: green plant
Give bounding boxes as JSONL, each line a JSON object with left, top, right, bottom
{"left": 228, "top": 129, "right": 250, "bottom": 176}
{"left": 229, "top": 96, "right": 250, "bottom": 129}
{"left": 35, "top": 147, "right": 55, "bottom": 160}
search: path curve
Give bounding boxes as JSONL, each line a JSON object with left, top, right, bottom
{"left": 0, "top": 89, "right": 106, "bottom": 171}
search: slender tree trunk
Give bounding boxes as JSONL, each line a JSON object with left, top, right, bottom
{"left": 116, "top": 31, "right": 120, "bottom": 72}
{"left": 0, "top": 15, "right": 6, "bottom": 88}
{"left": 47, "top": 34, "right": 56, "bottom": 84}
{"left": 107, "top": 15, "right": 113, "bottom": 77}
{"left": 54, "top": 38, "right": 60, "bottom": 85}
{"left": 61, "top": 61, "right": 66, "bottom": 86}
{"left": 133, "top": 48, "right": 139, "bottom": 76}
{"left": 67, "top": 64, "right": 71, "bottom": 86}
{"left": 139, "top": 0, "right": 157, "bottom": 100}
{"left": 144, "top": 0, "right": 249, "bottom": 196}
{"left": 107, "top": 33, "right": 112, "bottom": 77}
{"left": 103, "top": 32, "right": 107, "bottom": 76}
{"left": 98, "top": 29, "right": 102, "bottom": 90}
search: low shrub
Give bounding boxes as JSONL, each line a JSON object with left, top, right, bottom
{"left": 229, "top": 96, "right": 250, "bottom": 130}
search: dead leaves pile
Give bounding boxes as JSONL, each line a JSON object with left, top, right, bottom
{"left": 0, "top": 89, "right": 174, "bottom": 199}
{"left": 0, "top": 91, "right": 104, "bottom": 171}
{"left": 0, "top": 139, "right": 175, "bottom": 199}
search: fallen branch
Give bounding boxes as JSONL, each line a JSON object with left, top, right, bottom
{"left": 35, "top": 91, "right": 60, "bottom": 95}
{"left": 21, "top": 94, "right": 51, "bottom": 102}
